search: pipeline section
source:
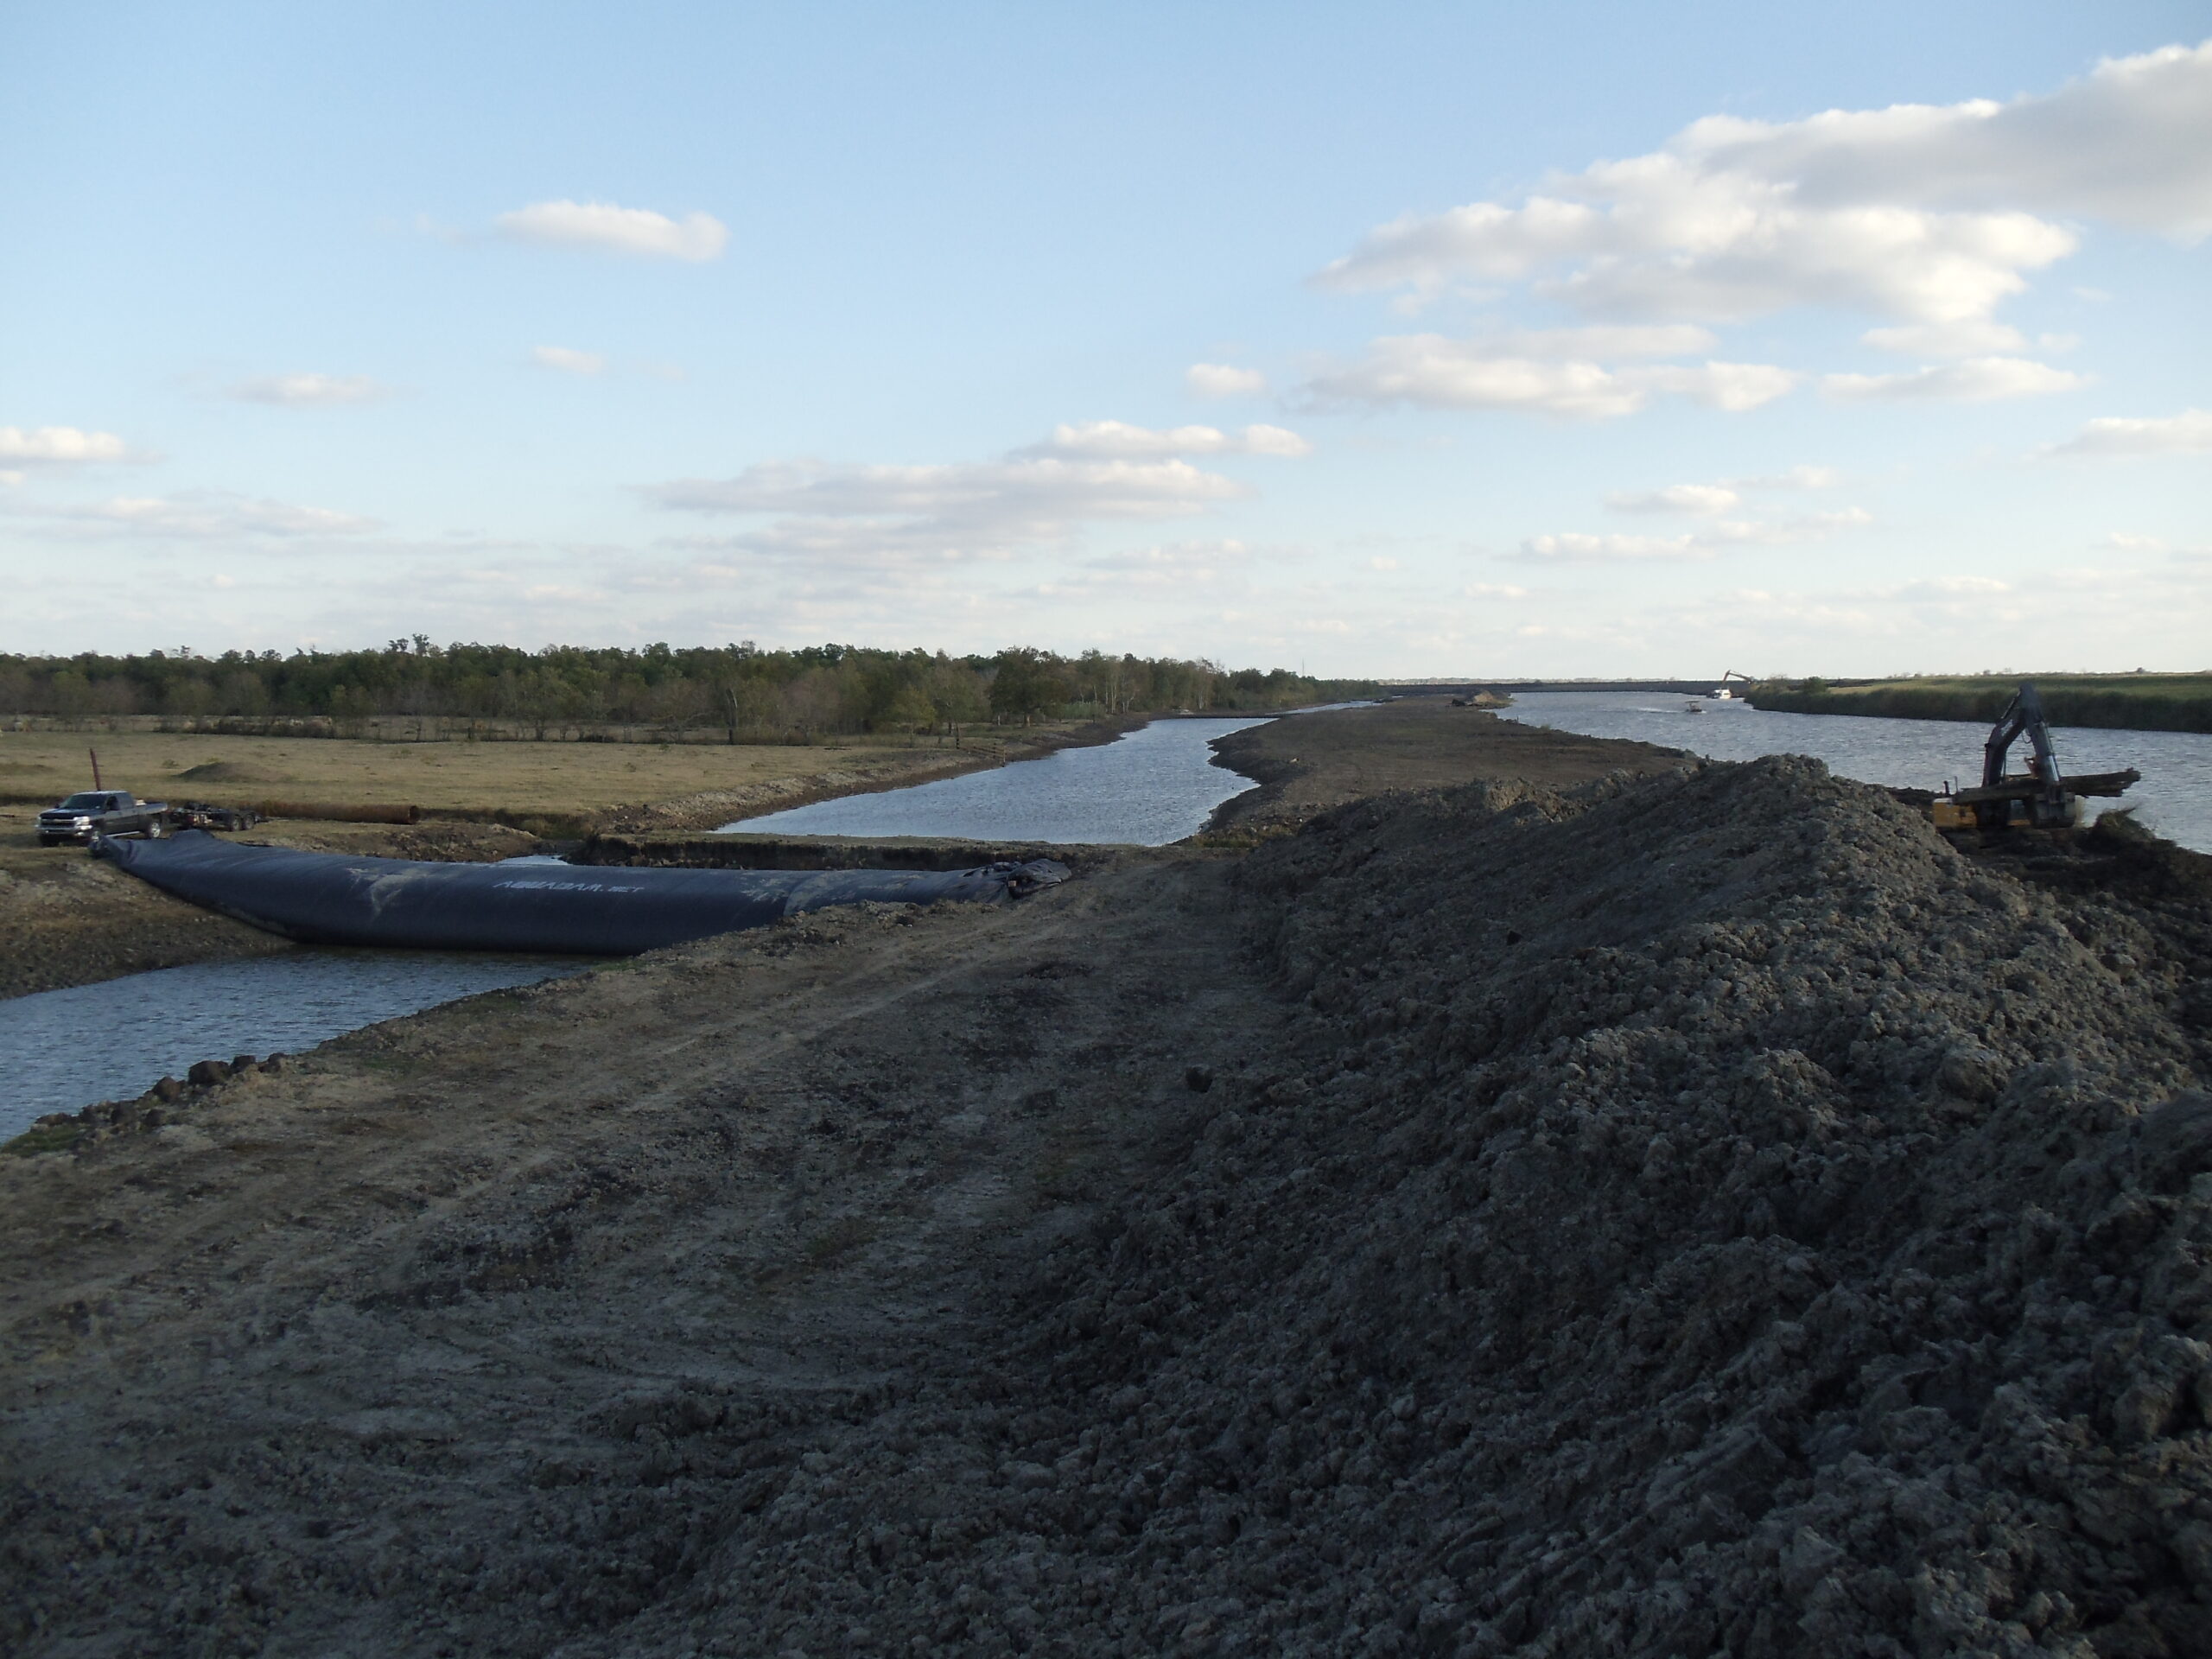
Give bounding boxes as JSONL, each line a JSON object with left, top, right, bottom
{"left": 96, "top": 830, "right": 1068, "bottom": 956}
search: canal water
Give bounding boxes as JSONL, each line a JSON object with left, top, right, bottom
{"left": 11, "top": 695, "right": 2206, "bottom": 1141}
{"left": 721, "top": 715, "right": 1276, "bottom": 844}
{"left": 1492, "top": 691, "right": 2212, "bottom": 854}
{"left": 0, "top": 951, "right": 591, "bottom": 1143}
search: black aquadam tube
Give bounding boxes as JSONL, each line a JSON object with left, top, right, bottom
{"left": 96, "top": 830, "right": 1068, "bottom": 956}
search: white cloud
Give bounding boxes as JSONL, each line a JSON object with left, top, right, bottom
{"left": 1822, "top": 356, "right": 2084, "bottom": 403}
{"left": 1517, "top": 507, "right": 1870, "bottom": 562}
{"left": 1088, "top": 538, "right": 1255, "bottom": 574}
{"left": 1733, "top": 464, "right": 1844, "bottom": 491}
{"left": 1185, "top": 363, "right": 1269, "bottom": 398}
{"left": 230, "top": 372, "right": 390, "bottom": 407}
{"left": 0, "top": 425, "right": 130, "bottom": 464}
{"left": 532, "top": 345, "right": 607, "bottom": 376}
{"left": 1465, "top": 582, "right": 1531, "bottom": 598}
{"left": 6, "top": 491, "right": 378, "bottom": 540}
{"left": 1519, "top": 531, "right": 1706, "bottom": 563}
{"left": 1020, "top": 420, "right": 1312, "bottom": 459}
{"left": 493, "top": 199, "right": 728, "bottom": 262}
{"left": 645, "top": 421, "right": 1298, "bottom": 566}
{"left": 1305, "top": 334, "right": 1796, "bottom": 417}
{"left": 1606, "top": 483, "right": 1740, "bottom": 514}
{"left": 1477, "top": 324, "right": 1719, "bottom": 358}
{"left": 1319, "top": 41, "right": 2211, "bottom": 327}
{"left": 1860, "top": 320, "right": 2031, "bottom": 356}
{"left": 2044, "top": 408, "right": 2212, "bottom": 458}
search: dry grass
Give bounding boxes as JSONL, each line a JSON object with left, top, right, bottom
{"left": 0, "top": 727, "right": 1057, "bottom": 822}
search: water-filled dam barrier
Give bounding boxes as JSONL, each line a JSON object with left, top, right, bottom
{"left": 97, "top": 830, "right": 1068, "bottom": 956}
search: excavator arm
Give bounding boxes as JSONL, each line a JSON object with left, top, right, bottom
{"left": 1982, "top": 683, "right": 2063, "bottom": 790}
{"left": 1937, "top": 680, "right": 2139, "bottom": 830}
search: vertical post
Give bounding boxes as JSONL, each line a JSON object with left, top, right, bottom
{"left": 89, "top": 747, "right": 103, "bottom": 789}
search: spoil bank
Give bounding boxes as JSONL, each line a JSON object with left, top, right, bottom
{"left": 4, "top": 758, "right": 2210, "bottom": 1656}
{"left": 1205, "top": 700, "right": 1688, "bottom": 836}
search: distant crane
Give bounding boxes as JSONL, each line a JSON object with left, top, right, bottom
{"left": 1710, "top": 670, "right": 1754, "bottom": 700}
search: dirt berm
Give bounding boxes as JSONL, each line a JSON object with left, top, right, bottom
{"left": 4, "top": 757, "right": 2211, "bottom": 1656}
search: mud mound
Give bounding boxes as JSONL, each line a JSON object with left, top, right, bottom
{"left": 613, "top": 757, "right": 2210, "bottom": 1656}
{"left": 172, "top": 760, "right": 281, "bottom": 783}
{"left": 6, "top": 758, "right": 2207, "bottom": 1656}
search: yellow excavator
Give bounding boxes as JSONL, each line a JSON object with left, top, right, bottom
{"left": 1931, "top": 682, "right": 2140, "bottom": 831}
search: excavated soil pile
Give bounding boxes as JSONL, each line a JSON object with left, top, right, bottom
{"left": 6, "top": 758, "right": 2209, "bottom": 1656}
{"left": 622, "top": 758, "right": 2210, "bottom": 1656}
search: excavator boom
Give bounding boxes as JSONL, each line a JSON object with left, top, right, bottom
{"left": 1934, "top": 680, "right": 2140, "bottom": 831}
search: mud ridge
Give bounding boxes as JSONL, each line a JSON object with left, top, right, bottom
{"left": 3, "top": 757, "right": 2209, "bottom": 1655}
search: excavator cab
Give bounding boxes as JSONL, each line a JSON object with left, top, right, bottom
{"left": 1931, "top": 682, "right": 2139, "bottom": 833}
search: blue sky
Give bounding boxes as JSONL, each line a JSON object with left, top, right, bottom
{"left": 4, "top": 2, "right": 2206, "bottom": 676}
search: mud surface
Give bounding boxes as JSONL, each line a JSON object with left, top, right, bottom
{"left": 4, "top": 760, "right": 2211, "bottom": 1656}
{"left": 1206, "top": 700, "right": 1687, "bottom": 835}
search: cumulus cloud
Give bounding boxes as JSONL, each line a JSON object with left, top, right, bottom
{"left": 1473, "top": 324, "right": 1719, "bottom": 358}
{"left": 1319, "top": 41, "right": 2210, "bottom": 327}
{"left": 1821, "top": 356, "right": 2085, "bottom": 402}
{"left": 1516, "top": 507, "right": 1870, "bottom": 562}
{"left": 646, "top": 420, "right": 1303, "bottom": 566}
{"left": 0, "top": 425, "right": 130, "bottom": 465}
{"left": 532, "top": 345, "right": 607, "bottom": 376}
{"left": 230, "top": 372, "right": 390, "bottom": 407}
{"left": 1859, "top": 320, "right": 2037, "bottom": 356}
{"left": 2043, "top": 408, "right": 2212, "bottom": 458}
{"left": 1185, "top": 363, "right": 1269, "bottom": 398}
{"left": 1020, "top": 421, "right": 1311, "bottom": 459}
{"left": 494, "top": 199, "right": 728, "bottom": 262}
{"left": 1304, "top": 333, "right": 1796, "bottom": 416}
{"left": 1606, "top": 483, "right": 1740, "bottom": 515}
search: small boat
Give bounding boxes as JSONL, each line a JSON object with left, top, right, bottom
{"left": 96, "top": 831, "right": 1068, "bottom": 955}
{"left": 1685, "top": 701, "right": 1705, "bottom": 714}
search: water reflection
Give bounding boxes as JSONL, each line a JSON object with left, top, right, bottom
{"left": 0, "top": 950, "right": 594, "bottom": 1141}
{"left": 1494, "top": 691, "right": 2212, "bottom": 853}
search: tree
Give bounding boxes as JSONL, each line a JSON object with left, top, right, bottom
{"left": 882, "top": 680, "right": 938, "bottom": 739}
{"left": 988, "top": 648, "right": 1064, "bottom": 725}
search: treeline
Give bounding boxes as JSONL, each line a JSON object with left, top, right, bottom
{"left": 1745, "top": 674, "right": 2212, "bottom": 735}
{"left": 0, "top": 641, "right": 1373, "bottom": 741}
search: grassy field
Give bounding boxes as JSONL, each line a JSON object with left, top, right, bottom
{"left": 0, "top": 722, "right": 1085, "bottom": 833}
{"left": 1745, "top": 674, "right": 2212, "bottom": 734}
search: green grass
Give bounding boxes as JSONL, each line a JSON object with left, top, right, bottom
{"left": 1745, "top": 674, "right": 2212, "bottom": 734}
{"left": 3, "top": 1122, "right": 84, "bottom": 1157}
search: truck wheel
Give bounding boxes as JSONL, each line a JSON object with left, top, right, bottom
{"left": 145, "top": 819, "right": 167, "bottom": 838}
